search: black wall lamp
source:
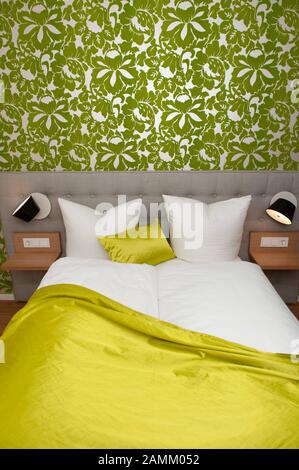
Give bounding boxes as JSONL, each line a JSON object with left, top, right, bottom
{"left": 12, "top": 193, "right": 51, "bottom": 222}
{"left": 266, "top": 191, "right": 297, "bottom": 225}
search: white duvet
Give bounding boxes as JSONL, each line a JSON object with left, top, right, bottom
{"left": 39, "top": 257, "right": 299, "bottom": 354}
{"left": 39, "top": 257, "right": 159, "bottom": 318}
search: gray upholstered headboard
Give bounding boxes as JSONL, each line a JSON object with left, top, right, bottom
{"left": 0, "top": 171, "right": 298, "bottom": 302}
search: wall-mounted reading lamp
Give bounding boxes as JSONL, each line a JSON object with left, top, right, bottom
{"left": 12, "top": 193, "right": 51, "bottom": 222}
{"left": 266, "top": 191, "right": 297, "bottom": 225}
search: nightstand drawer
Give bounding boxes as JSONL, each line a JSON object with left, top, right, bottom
{"left": 250, "top": 253, "right": 299, "bottom": 270}
{"left": 1, "top": 252, "right": 60, "bottom": 271}
{"left": 0, "top": 232, "right": 61, "bottom": 272}
{"left": 250, "top": 232, "right": 299, "bottom": 270}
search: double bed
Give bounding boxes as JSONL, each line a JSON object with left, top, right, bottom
{"left": 0, "top": 256, "right": 298, "bottom": 448}
{"left": 0, "top": 171, "right": 298, "bottom": 448}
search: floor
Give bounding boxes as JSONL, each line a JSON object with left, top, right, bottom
{"left": 0, "top": 301, "right": 26, "bottom": 334}
{"left": 288, "top": 303, "right": 299, "bottom": 318}
{"left": 0, "top": 300, "right": 299, "bottom": 335}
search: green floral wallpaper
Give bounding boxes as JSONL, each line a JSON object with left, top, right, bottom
{"left": 0, "top": 0, "right": 298, "bottom": 172}
{"left": 0, "top": 0, "right": 298, "bottom": 293}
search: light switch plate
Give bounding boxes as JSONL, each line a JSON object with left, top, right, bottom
{"left": 260, "top": 237, "right": 289, "bottom": 248}
{"left": 23, "top": 237, "right": 50, "bottom": 248}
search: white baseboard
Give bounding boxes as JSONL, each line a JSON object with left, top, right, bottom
{"left": 0, "top": 293, "right": 15, "bottom": 300}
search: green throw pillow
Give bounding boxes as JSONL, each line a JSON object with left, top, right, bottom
{"left": 98, "top": 220, "right": 175, "bottom": 266}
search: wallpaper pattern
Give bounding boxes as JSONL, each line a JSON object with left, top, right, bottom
{"left": 0, "top": 0, "right": 298, "bottom": 173}
{"left": 0, "top": 0, "right": 298, "bottom": 294}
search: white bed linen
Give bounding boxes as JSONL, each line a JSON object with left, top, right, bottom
{"left": 38, "top": 257, "right": 159, "bottom": 318}
{"left": 39, "top": 257, "right": 299, "bottom": 354}
{"left": 157, "top": 258, "right": 299, "bottom": 354}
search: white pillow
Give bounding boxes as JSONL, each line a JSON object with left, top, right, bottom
{"left": 58, "top": 198, "right": 142, "bottom": 259}
{"left": 163, "top": 195, "right": 251, "bottom": 262}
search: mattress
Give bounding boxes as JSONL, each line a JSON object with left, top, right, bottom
{"left": 39, "top": 257, "right": 299, "bottom": 354}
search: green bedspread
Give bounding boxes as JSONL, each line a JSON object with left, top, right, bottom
{"left": 0, "top": 284, "right": 298, "bottom": 448}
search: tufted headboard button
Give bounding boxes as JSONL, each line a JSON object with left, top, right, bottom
{"left": 89, "top": 194, "right": 95, "bottom": 198}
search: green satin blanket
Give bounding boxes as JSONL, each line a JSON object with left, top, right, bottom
{"left": 0, "top": 284, "right": 298, "bottom": 448}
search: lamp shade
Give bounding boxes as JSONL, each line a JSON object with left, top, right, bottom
{"left": 30, "top": 192, "right": 51, "bottom": 219}
{"left": 266, "top": 191, "right": 297, "bottom": 225}
{"left": 12, "top": 195, "right": 40, "bottom": 222}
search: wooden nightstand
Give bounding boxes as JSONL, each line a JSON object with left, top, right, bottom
{"left": 249, "top": 231, "right": 299, "bottom": 306}
{"left": 0, "top": 232, "right": 61, "bottom": 272}
{"left": 249, "top": 232, "right": 299, "bottom": 270}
